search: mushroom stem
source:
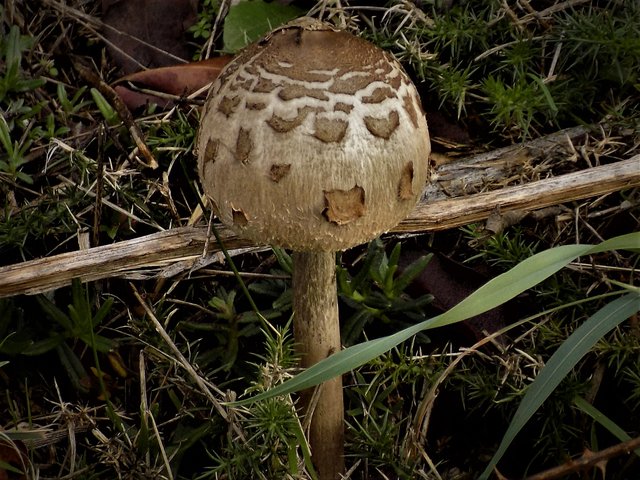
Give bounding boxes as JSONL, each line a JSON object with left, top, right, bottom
{"left": 292, "top": 250, "right": 345, "bottom": 480}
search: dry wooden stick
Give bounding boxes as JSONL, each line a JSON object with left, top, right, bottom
{"left": 521, "top": 436, "right": 640, "bottom": 480}
{"left": 131, "top": 285, "right": 244, "bottom": 440}
{"left": 0, "top": 226, "right": 248, "bottom": 297}
{"left": 0, "top": 146, "right": 638, "bottom": 298}
{"left": 399, "top": 154, "right": 639, "bottom": 232}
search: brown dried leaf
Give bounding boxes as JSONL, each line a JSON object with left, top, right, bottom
{"left": 0, "top": 439, "right": 28, "bottom": 480}
{"left": 113, "top": 57, "right": 233, "bottom": 109}
{"left": 102, "top": 0, "right": 198, "bottom": 74}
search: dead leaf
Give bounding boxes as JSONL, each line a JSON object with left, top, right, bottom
{"left": 102, "top": 0, "right": 198, "bottom": 74}
{"left": 0, "top": 439, "right": 28, "bottom": 480}
{"left": 113, "top": 57, "right": 233, "bottom": 109}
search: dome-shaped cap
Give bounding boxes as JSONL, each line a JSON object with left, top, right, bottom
{"left": 197, "top": 18, "right": 431, "bottom": 251}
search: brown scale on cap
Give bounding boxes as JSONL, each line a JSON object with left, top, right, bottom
{"left": 234, "top": 128, "right": 252, "bottom": 164}
{"left": 398, "top": 162, "right": 415, "bottom": 200}
{"left": 334, "top": 102, "right": 353, "bottom": 113}
{"left": 313, "top": 117, "right": 348, "bottom": 143}
{"left": 362, "top": 87, "right": 396, "bottom": 104}
{"left": 363, "top": 111, "right": 400, "bottom": 139}
{"left": 217, "top": 95, "right": 241, "bottom": 117}
{"left": 322, "top": 186, "right": 366, "bottom": 225}
{"left": 402, "top": 94, "right": 420, "bottom": 128}
{"left": 246, "top": 100, "right": 267, "bottom": 110}
{"left": 279, "top": 84, "right": 329, "bottom": 101}
{"left": 252, "top": 77, "right": 278, "bottom": 93}
{"left": 269, "top": 163, "right": 292, "bottom": 182}
{"left": 231, "top": 208, "right": 248, "bottom": 226}
{"left": 267, "top": 106, "right": 317, "bottom": 133}
{"left": 204, "top": 139, "right": 218, "bottom": 165}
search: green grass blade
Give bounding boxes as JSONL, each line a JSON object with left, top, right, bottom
{"left": 479, "top": 292, "right": 640, "bottom": 479}
{"left": 392, "top": 253, "right": 432, "bottom": 296}
{"left": 428, "top": 233, "right": 637, "bottom": 329}
{"left": 0, "top": 460, "right": 23, "bottom": 475}
{"left": 573, "top": 396, "right": 640, "bottom": 458}
{"left": 232, "top": 233, "right": 639, "bottom": 406}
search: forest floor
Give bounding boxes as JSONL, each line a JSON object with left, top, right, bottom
{"left": 1, "top": 1, "right": 639, "bottom": 479}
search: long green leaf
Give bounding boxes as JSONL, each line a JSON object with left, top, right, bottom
{"left": 232, "top": 233, "right": 638, "bottom": 406}
{"left": 478, "top": 293, "right": 640, "bottom": 479}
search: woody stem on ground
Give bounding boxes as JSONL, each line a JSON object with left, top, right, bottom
{"left": 292, "top": 250, "right": 345, "bottom": 479}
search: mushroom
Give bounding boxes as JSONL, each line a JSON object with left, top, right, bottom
{"left": 197, "top": 17, "right": 431, "bottom": 479}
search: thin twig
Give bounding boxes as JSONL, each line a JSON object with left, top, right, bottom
{"left": 148, "top": 408, "right": 173, "bottom": 480}
{"left": 56, "top": 174, "right": 162, "bottom": 230}
{"left": 522, "top": 436, "right": 640, "bottom": 480}
{"left": 43, "top": 0, "right": 186, "bottom": 66}
{"left": 138, "top": 351, "right": 151, "bottom": 467}
{"left": 204, "top": 0, "right": 232, "bottom": 59}
{"left": 130, "top": 284, "right": 246, "bottom": 441}
{"left": 199, "top": 269, "right": 290, "bottom": 280}
{"left": 92, "top": 124, "right": 105, "bottom": 247}
{"left": 72, "top": 58, "right": 158, "bottom": 169}
{"left": 522, "top": 0, "right": 591, "bottom": 23}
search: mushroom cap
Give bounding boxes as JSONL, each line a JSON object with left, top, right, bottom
{"left": 197, "top": 18, "right": 431, "bottom": 251}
